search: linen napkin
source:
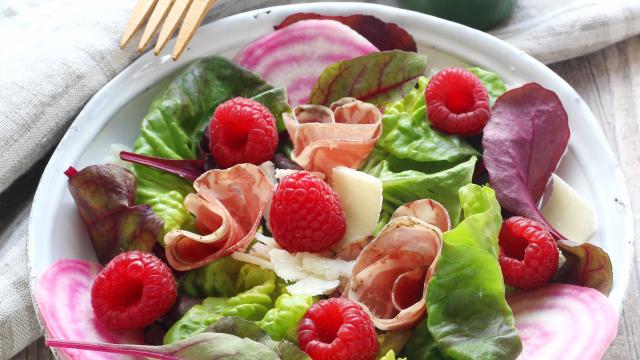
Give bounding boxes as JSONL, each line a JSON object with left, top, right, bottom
{"left": 1, "top": 0, "right": 639, "bottom": 358}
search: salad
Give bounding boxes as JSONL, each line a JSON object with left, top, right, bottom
{"left": 36, "top": 13, "right": 617, "bottom": 360}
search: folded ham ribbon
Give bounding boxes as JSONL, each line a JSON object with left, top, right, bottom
{"left": 164, "top": 164, "right": 273, "bottom": 271}
{"left": 347, "top": 199, "right": 449, "bottom": 330}
{"left": 283, "top": 97, "right": 382, "bottom": 179}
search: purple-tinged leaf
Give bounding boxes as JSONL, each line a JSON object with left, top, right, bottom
{"left": 120, "top": 151, "right": 205, "bottom": 182}
{"left": 309, "top": 50, "right": 427, "bottom": 107}
{"left": 554, "top": 240, "right": 613, "bottom": 296}
{"left": 66, "top": 164, "right": 162, "bottom": 264}
{"left": 274, "top": 13, "right": 417, "bottom": 52}
{"left": 482, "top": 83, "right": 570, "bottom": 238}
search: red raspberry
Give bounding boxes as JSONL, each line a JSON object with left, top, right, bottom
{"left": 209, "top": 97, "right": 278, "bottom": 168}
{"left": 498, "top": 216, "right": 559, "bottom": 289}
{"left": 269, "top": 171, "right": 346, "bottom": 253}
{"left": 298, "top": 298, "right": 378, "bottom": 360}
{"left": 425, "top": 68, "right": 490, "bottom": 136}
{"left": 91, "top": 251, "right": 177, "bottom": 330}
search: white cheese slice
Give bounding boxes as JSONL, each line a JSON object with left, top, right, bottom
{"left": 331, "top": 166, "right": 383, "bottom": 247}
{"left": 301, "top": 253, "right": 354, "bottom": 280}
{"left": 287, "top": 276, "right": 340, "bottom": 296}
{"left": 540, "top": 174, "right": 596, "bottom": 244}
{"left": 268, "top": 249, "right": 307, "bottom": 281}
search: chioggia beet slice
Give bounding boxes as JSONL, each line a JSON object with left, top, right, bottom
{"left": 507, "top": 284, "right": 618, "bottom": 360}
{"left": 35, "top": 259, "right": 143, "bottom": 359}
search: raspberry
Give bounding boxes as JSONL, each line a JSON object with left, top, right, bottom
{"left": 91, "top": 251, "right": 177, "bottom": 330}
{"left": 425, "top": 68, "right": 490, "bottom": 136}
{"left": 298, "top": 298, "right": 378, "bottom": 360}
{"left": 269, "top": 171, "right": 346, "bottom": 253}
{"left": 498, "top": 216, "right": 559, "bottom": 289}
{"left": 209, "top": 97, "right": 278, "bottom": 168}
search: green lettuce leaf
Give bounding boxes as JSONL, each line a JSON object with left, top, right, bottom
{"left": 402, "top": 320, "right": 446, "bottom": 360}
{"left": 370, "top": 76, "right": 479, "bottom": 169}
{"left": 368, "top": 157, "right": 476, "bottom": 226}
{"left": 209, "top": 317, "right": 310, "bottom": 360}
{"left": 379, "top": 350, "right": 407, "bottom": 360}
{"left": 468, "top": 67, "right": 507, "bottom": 105}
{"left": 180, "top": 257, "right": 245, "bottom": 298}
{"left": 425, "top": 184, "right": 522, "bottom": 359}
{"left": 376, "top": 330, "right": 412, "bottom": 359}
{"left": 258, "top": 294, "right": 314, "bottom": 342}
{"left": 132, "top": 57, "right": 289, "bottom": 238}
{"left": 165, "top": 263, "right": 277, "bottom": 344}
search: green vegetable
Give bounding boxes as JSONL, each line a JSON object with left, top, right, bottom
{"left": 258, "top": 294, "right": 314, "bottom": 342}
{"left": 48, "top": 317, "right": 310, "bottom": 360}
{"left": 309, "top": 50, "right": 427, "bottom": 107}
{"left": 368, "top": 157, "right": 476, "bottom": 226}
{"left": 398, "top": 0, "right": 516, "bottom": 31}
{"left": 402, "top": 320, "right": 446, "bottom": 359}
{"left": 209, "top": 317, "right": 310, "bottom": 360}
{"left": 66, "top": 164, "right": 162, "bottom": 264}
{"left": 132, "top": 57, "right": 289, "bottom": 238}
{"left": 468, "top": 67, "right": 507, "bottom": 105}
{"left": 252, "top": 87, "right": 291, "bottom": 132}
{"left": 180, "top": 257, "right": 245, "bottom": 298}
{"left": 377, "top": 330, "right": 412, "bottom": 359}
{"left": 424, "top": 184, "right": 522, "bottom": 359}
{"left": 380, "top": 350, "right": 408, "bottom": 360}
{"left": 165, "top": 263, "right": 276, "bottom": 344}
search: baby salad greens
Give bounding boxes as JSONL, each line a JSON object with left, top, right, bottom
{"left": 166, "top": 260, "right": 314, "bottom": 345}
{"left": 309, "top": 50, "right": 427, "bottom": 107}
{"left": 131, "top": 57, "right": 290, "bottom": 239}
{"left": 406, "top": 184, "right": 522, "bottom": 359}
{"left": 48, "top": 317, "right": 309, "bottom": 360}
{"left": 66, "top": 165, "right": 162, "bottom": 264}
{"left": 483, "top": 82, "right": 613, "bottom": 294}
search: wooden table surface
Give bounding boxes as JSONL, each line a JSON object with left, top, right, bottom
{"left": 11, "top": 34, "right": 640, "bottom": 360}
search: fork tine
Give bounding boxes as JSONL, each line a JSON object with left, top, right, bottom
{"left": 171, "top": 0, "right": 217, "bottom": 60}
{"left": 154, "top": 0, "right": 192, "bottom": 55}
{"left": 120, "top": 0, "right": 159, "bottom": 49}
{"left": 138, "top": 0, "right": 176, "bottom": 52}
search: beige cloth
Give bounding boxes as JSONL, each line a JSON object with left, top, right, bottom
{"left": 1, "top": 0, "right": 639, "bottom": 358}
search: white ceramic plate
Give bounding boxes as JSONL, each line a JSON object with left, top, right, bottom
{"left": 29, "top": 0, "right": 633, "bottom": 343}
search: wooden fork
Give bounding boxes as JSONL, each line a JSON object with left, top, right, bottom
{"left": 120, "top": 0, "right": 217, "bottom": 61}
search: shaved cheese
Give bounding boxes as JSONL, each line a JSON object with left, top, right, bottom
{"left": 287, "top": 276, "right": 341, "bottom": 296}
{"left": 301, "top": 253, "right": 354, "bottom": 279}
{"left": 541, "top": 174, "right": 596, "bottom": 244}
{"left": 268, "top": 249, "right": 307, "bottom": 281}
{"left": 332, "top": 166, "right": 383, "bottom": 247}
{"left": 231, "top": 252, "right": 274, "bottom": 270}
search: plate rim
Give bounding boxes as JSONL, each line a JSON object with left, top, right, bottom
{"left": 27, "top": 0, "right": 634, "bottom": 349}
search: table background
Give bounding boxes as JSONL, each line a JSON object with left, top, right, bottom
{"left": 8, "top": 21, "right": 639, "bottom": 360}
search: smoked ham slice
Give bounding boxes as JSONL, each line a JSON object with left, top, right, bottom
{"left": 391, "top": 199, "right": 451, "bottom": 233}
{"left": 348, "top": 200, "right": 450, "bottom": 330}
{"left": 283, "top": 98, "right": 382, "bottom": 178}
{"left": 164, "top": 164, "right": 273, "bottom": 271}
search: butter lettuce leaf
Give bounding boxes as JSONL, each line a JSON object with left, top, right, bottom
{"left": 180, "top": 257, "right": 245, "bottom": 298}
{"left": 368, "top": 157, "right": 476, "bottom": 226}
{"left": 258, "top": 294, "right": 314, "bottom": 342}
{"left": 376, "top": 77, "right": 480, "bottom": 167}
{"left": 468, "top": 67, "right": 507, "bottom": 105}
{"left": 425, "top": 184, "right": 522, "bottom": 359}
{"left": 165, "top": 263, "right": 277, "bottom": 344}
{"left": 132, "top": 57, "right": 288, "bottom": 238}
{"left": 402, "top": 320, "right": 446, "bottom": 360}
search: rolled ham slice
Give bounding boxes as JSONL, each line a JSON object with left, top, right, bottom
{"left": 164, "top": 164, "right": 273, "bottom": 271}
{"left": 391, "top": 199, "right": 450, "bottom": 233}
{"left": 284, "top": 98, "right": 382, "bottom": 179}
{"left": 347, "top": 201, "right": 450, "bottom": 330}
